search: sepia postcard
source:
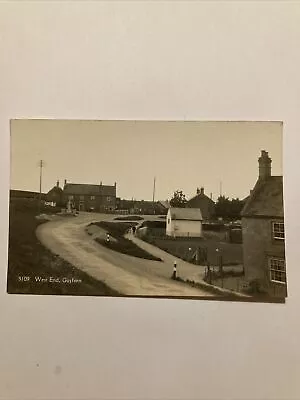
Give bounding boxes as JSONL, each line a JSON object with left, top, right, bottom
{"left": 7, "top": 120, "right": 287, "bottom": 303}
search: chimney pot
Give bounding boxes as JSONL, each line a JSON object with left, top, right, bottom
{"left": 200, "top": 187, "right": 204, "bottom": 195}
{"left": 56, "top": 180, "right": 59, "bottom": 187}
{"left": 64, "top": 179, "right": 67, "bottom": 185}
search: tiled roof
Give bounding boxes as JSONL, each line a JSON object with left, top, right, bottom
{"left": 168, "top": 207, "right": 203, "bottom": 221}
{"left": 63, "top": 183, "right": 116, "bottom": 196}
{"left": 241, "top": 176, "right": 283, "bottom": 218}
{"left": 47, "top": 186, "right": 63, "bottom": 195}
{"left": 187, "top": 193, "right": 215, "bottom": 204}
{"left": 158, "top": 200, "right": 170, "bottom": 209}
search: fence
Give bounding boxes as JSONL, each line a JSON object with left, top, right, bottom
{"left": 204, "top": 266, "right": 246, "bottom": 292}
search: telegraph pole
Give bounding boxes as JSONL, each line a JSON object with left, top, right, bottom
{"left": 38, "top": 160, "right": 44, "bottom": 214}
{"left": 152, "top": 176, "right": 156, "bottom": 214}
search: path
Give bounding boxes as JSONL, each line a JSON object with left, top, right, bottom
{"left": 36, "top": 213, "right": 215, "bottom": 297}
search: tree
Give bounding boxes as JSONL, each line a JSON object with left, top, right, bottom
{"left": 169, "top": 190, "right": 187, "bottom": 208}
{"left": 215, "top": 196, "right": 244, "bottom": 220}
{"left": 230, "top": 198, "right": 244, "bottom": 220}
{"left": 215, "top": 196, "right": 231, "bottom": 219}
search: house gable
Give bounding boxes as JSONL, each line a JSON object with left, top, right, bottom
{"left": 241, "top": 176, "right": 283, "bottom": 219}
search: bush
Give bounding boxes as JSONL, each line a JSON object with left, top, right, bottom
{"left": 93, "top": 221, "right": 138, "bottom": 236}
{"left": 245, "top": 279, "right": 267, "bottom": 295}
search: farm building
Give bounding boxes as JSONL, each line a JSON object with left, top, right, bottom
{"left": 166, "top": 207, "right": 203, "bottom": 238}
{"left": 186, "top": 187, "right": 215, "bottom": 220}
{"left": 241, "top": 150, "right": 286, "bottom": 297}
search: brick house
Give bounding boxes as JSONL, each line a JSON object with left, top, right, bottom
{"left": 186, "top": 187, "right": 215, "bottom": 220}
{"left": 241, "top": 150, "right": 286, "bottom": 297}
{"left": 62, "top": 180, "right": 117, "bottom": 212}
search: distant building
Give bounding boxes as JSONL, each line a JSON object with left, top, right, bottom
{"left": 10, "top": 189, "right": 45, "bottom": 200}
{"left": 62, "top": 180, "right": 117, "bottom": 212}
{"left": 46, "top": 180, "right": 63, "bottom": 206}
{"left": 241, "top": 150, "right": 286, "bottom": 297}
{"left": 116, "top": 199, "right": 168, "bottom": 215}
{"left": 186, "top": 187, "right": 215, "bottom": 220}
{"left": 166, "top": 207, "right": 203, "bottom": 237}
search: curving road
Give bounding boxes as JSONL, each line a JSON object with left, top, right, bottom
{"left": 36, "top": 212, "right": 215, "bottom": 297}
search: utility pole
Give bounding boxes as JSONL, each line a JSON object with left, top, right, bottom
{"left": 38, "top": 160, "right": 44, "bottom": 214}
{"left": 152, "top": 176, "right": 156, "bottom": 214}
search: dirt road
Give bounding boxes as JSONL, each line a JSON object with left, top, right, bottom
{"left": 36, "top": 212, "right": 215, "bottom": 297}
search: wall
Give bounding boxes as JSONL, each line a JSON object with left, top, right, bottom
{"left": 167, "top": 219, "right": 202, "bottom": 237}
{"left": 242, "top": 217, "right": 286, "bottom": 296}
{"left": 63, "top": 194, "right": 116, "bottom": 211}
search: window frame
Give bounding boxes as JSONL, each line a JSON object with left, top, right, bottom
{"left": 272, "top": 221, "right": 285, "bottom": 241}
{"left": 269, "top": 257, "right": 286, "bottom": 284}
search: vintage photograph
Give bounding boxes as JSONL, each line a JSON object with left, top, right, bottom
{"left": 7, "top": 120, "right": 286, "bottom": 302}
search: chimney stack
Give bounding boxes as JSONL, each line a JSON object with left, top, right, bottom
{"left": 258, "top": 150, "right": 272, "bottom": 180}
{"left": 196, "top": 188, "right": 200, "bottom": 195}
{"left": 56, "top": 180, "right": 59, "bottom": 187}
{"left": 64, "top": 179, "right": 67, "bottom": 186}
{"left": 200, "top": 187, "right": 204, "bottom": 195}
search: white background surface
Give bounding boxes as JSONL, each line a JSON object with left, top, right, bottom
{"left": 0, "top": 1, "right": 300, "bottom": 399}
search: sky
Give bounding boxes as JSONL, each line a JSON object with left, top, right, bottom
{"left": 10, "top": 120, "right": 283, "bottom": 202}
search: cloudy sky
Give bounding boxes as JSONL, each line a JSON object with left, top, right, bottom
{"left": 10, "top": 120, "right": 283, "bottom": 202}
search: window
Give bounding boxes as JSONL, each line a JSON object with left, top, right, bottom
{"left": 68, "top": 195, "right": 74, "bottom": 200}
{"left": 80, "top": 195, "right": 84, "bottom": 200}
{"left": 107, "top": 196, "right": 111, "bottom": 202}
{"left": 269, "top": 257, "right": 286, "bottom": 284}
{"left": 90, "top": 196, "right": 95, "bottom": 200}
{"left": 272, "top": 222, "right": 284, "bottom": 240}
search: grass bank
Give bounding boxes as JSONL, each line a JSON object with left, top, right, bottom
{"left": 114, "top": 215, "right": 144, "bottom": 221}
{"left": 92, "top": 221, "right": 162, "bottom": 261}
{"left": 7, "top": 198, "right": 119, "bottom": 296}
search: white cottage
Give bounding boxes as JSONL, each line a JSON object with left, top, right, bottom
{"left": 166, "top": 207, "right": 203, "bottom": 238}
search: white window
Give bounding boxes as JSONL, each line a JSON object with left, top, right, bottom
{"left": 90, "top": 196, "right": 95, "bottom": 200}
{"left": 269, "top": 257, "right": 286, "bottom": 284}
{"left": 272, "top": 222, "right": 284, "bottom": 240}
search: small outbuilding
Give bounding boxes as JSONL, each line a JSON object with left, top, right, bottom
{"left": 166, "top": 207, "right": 203, "bottom": 238}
